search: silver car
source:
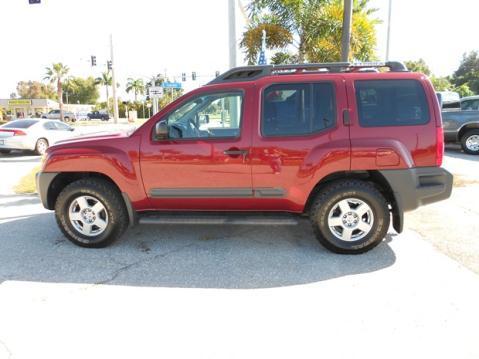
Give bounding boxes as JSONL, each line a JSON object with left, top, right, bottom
{"left": 0, "top": 119, "right": 76, "bottom": 155}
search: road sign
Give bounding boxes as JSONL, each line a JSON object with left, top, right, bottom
{"left": 162, "top": 82, "right": 182, "bottom": 89}
{"left": 149, "top": 86, "right": 163, "bottom": 97}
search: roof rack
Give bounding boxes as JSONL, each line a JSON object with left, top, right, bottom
{"left": 208, "top": 61, "right": 408, "bottom": 84}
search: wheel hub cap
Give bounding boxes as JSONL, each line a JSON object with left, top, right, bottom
{"left": 328, "top": 198, "right": 374, "bottom": 242}
{"left": 466, "top": 135, "right": 479, "bottom": 151}
{"left": 68, "top": 195, "right": 108, "bottom": 237}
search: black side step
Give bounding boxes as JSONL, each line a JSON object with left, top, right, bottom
{"left": 138, "top": 212, "right": 300, "bottom": 226}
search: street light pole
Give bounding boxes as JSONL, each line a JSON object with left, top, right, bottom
{"left": 340, "top": 0, "right": 353, "bottom": 62}
{"left": 228, "top": 0, "right": 237, "bottom": 68}
{"left": 386, "top": 0, "right": 393, "bottom": 61}
{"left": 110, "top": 34, "right": 119, "bottom": 124}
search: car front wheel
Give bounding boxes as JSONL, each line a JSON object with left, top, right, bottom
{"left": 461, "top": 129, "right": 479, "bottom": 155}
{"left": 55, "top": 178, "right": 129, "bottom": 248}
{"left": 309, "top": 179, "right": 390, "bottom": 254}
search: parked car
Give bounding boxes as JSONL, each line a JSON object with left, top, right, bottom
{"left": 87, "top": 111, "right": 110, "bottom": 121}
{"left": 42, "top": 109, "right": 78, "bottom": 122}
{"left": 36, "top": 62, "right": 453, "bottom": 254}
{"left": 442, "top": 95, "right": 479, "bottom": 154}
{"left": 76, "top": 111, "right": 90, "bottom": 121}
{"left": 0, "top": 119, "right": 75, "bottom": 155}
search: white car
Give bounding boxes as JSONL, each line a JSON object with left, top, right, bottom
{"left": 0, "top": 118, "right": 76, "bottom": 155}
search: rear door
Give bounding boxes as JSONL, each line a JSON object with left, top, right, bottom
{"left": 250, "top": 76, "right": 350, "bottom": 212}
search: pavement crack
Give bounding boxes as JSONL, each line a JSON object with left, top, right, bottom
{"left": 95, "top": 242, "right": 196, "bottom": 285}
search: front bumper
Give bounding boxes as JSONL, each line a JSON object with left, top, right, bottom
{"left": 380, "top": 167, "right": 453, "bottom": 212}
{"left": 36, "top": 171, "right": 59, "bottom": 210}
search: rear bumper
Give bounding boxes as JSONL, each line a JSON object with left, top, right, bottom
{"left": 36, "top": 171, "right": 59, "bottom": 210}
{"left": 380, "top": 167, "right": 453, "bottom": 212}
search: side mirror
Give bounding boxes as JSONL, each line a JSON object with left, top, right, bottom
{"left": 155, "top": 121, "right": 169, "bottom": 140}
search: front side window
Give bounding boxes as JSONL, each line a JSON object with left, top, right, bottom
{"left": 461, "top": 99, "right": 479, "bottom": 111}
{"left": 355, "top": 79, "right": 430, "bottom": 127}
{"left": 262, "top": 83, "right": 336, "bottom": 137}
{"left": 165, "top": 92, "right": 243, "bottom": 139}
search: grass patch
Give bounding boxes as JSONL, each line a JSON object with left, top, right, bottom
{"left": 453, "top": 175, "right": 479, "bottom": 188}
{"left": 14, "top": 166, "right": 40, "bottom": 194}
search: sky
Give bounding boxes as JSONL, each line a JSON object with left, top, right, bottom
{"left": 0, "top": 0, "right": 478, "bottom": 101}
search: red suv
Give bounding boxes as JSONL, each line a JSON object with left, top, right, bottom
{"left": 36, "top": 62, "right": 453, "bottom": 254}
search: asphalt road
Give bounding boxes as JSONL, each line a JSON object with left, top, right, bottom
{"left": 0, "top": 148, "right": 478, "bottom": 359}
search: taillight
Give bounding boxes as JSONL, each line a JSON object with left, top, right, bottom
{"left": 0, "top": 129, "right": 26, "bottom": 136}
{"left": 436, "top": 126, "right": 444, "bottom": 167}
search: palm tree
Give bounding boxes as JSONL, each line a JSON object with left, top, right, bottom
{"left": 126, "top": 78, "right": 145, "bottom": 102}
{"left": 241, "top": 0, "right": 378, "bottom": 64}
{"left": 95, "top": 72, "right": 113, "bottom": 107}
{"left": 44, "top": 63, "right": 69, "bottom": 121}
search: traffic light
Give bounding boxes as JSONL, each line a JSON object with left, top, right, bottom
{"left": 192, "top": 72, "right": 197, "bottom": 81}
{"left": 181, "top": 73, "right": 186, "bottom": 82}
{"left": 29, "top": 0, "right": 41, "bottom": 4}
{"left": 91, "top": 56, "right": 97, "bottom": 66}
{"left": 215, "top": 71, "right": 220, "bottom": 77}
{"left": 107, "top": 61, "right": 112, "bottom": 71}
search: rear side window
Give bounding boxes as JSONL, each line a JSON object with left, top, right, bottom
{"left": 355, "top": 80, "right": 430, "bottom": 127}
{"left": 3, "top": 120, "right": 38, "bottom": 129}
{"left": 262, "top": 82, "right": 336, "bottom": 137}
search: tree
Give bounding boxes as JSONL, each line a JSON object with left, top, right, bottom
{"left": 62, "top": 77, "right": 100, "bottom": 104}
{"left": 44, "top": 63, "right": 69, "bottom": 121}
{"left": 16, "top": 81, "right": 57, "bottom": 99}
{"left": 95, "top": 72, "right": 113, "bottom": 106}
{"left": 126, "top": 78, "right": 145, "bottom": 101}
{"left": 240, "top": 0, "right": 379, "bottom": 64}
{"left": 452, "top": 51, "right": 479, "bottom": 94}
{"left": 404, "top": 59, "right": 431, "bottom": 76}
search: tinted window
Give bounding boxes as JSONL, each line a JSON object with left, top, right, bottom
{"left": 262, "top": 83, "right": 335, "bottom": 137}
{"left": 55, "top": 122, "right": 72, "bottom": 131}
{"left": 165, "top": 92, "right": 242, "bottom": 139}
{"left": 3, "top": 120, "right": 38, "bottom": 129}
{"left": 355, "top": 80, "right": 430, "bottom": 127}
{"left": 461, "top": 99, "right": 479, "bottom": 111}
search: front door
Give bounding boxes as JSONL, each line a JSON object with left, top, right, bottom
{"left": 140, "top": 87, "right": 254, "bottom": 210}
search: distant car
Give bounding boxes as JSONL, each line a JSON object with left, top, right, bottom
{"left": 87, "top": 111, "right": 110, "bottom": 121}
{"left": 76, "top": 112, "right": 90, "bottom": 121}
{"left": 442, "top": 95, "right": 479, "bottom": 155}
{"left": 42, "top": 109, "right": 78, "bottom": 122}
{"left": 0, "top": 119, "right": 76, "bottom": 155}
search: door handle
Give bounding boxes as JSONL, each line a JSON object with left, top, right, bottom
{"left": 224, "top": 149, "right": 248, "bottom": 156}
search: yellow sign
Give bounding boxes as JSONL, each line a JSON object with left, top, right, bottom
{"left": 8, "top": 99, "right": 32, "bottom": 106}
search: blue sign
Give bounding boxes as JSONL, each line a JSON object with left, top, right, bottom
{"left": 162, "top": 82, "right": 182, "bottom": 89}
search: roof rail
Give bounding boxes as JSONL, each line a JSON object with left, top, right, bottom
{"left": 208, "top": 61, "right": 409, "bottom": 84}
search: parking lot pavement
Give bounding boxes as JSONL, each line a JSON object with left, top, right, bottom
{"left": 0, "top": 152, "right": 41, "bottom": 195}
{"left": 0, "top": 146, "right": 478, "bottom": 359}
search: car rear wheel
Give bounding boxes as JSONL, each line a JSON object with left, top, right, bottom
{"left": 461, "top": 129, "right": 479, "bottom": 155}
{"left": 35, "top": 138, "right": 49, "bottom": 155}
{"left": 55, "top": 178, "right": 129, "bottom": 248}
{"left": 309, "top": 179, "right": 390, "bottom": 254}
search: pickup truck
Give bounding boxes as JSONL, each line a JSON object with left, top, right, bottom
{"left": 36, "top": 62, "right": 453, "bottom": 254}
{"left": 42, "top": 109, "right": 78, "bottom": 122}
{"left": 442, "top": 95, "right": 479, "bottom": 154}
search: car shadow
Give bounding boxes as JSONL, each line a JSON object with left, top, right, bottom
{"left": 0, "top": 212, "right": 397, "bottom": 289}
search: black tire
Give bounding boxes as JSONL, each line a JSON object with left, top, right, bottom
{"left": 309, "top": 179, "right": 390, "bottom": 254}
{"left": 54, "top": 178, "right": 129, "bottom": 248}
{"left": 35, "top": 138, "right": 49, "bottom": 155}
{"left": 460, "top": 129, "right": 479, "bottom": 155}
{"left": 0, "top": 150, "right": 11, "bottom": 154}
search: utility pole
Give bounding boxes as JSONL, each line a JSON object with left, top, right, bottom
{"left": 110, "top": 34, "right": 119, "bottom": 123}
{"left": 340, "top": 0, "right": 353, "bottom": 62}
{"left": 385, "top": 0, "right": 393, "bottom": 61}
{"left": 228, "top": 0, "right": 237, "bottom": 68}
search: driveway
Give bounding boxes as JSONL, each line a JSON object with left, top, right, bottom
{"left": 0, "top": 147, "right": 478, "bottom": 359}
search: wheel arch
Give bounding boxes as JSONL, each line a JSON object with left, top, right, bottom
{"left": 458, "top": 123, "right": 479, "bottom": 140}
{"left": 304, "top": 170, "right": 402, "bottom": 233}
{"left": 45, "top": 172, "right": 136, "bottom": 226}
